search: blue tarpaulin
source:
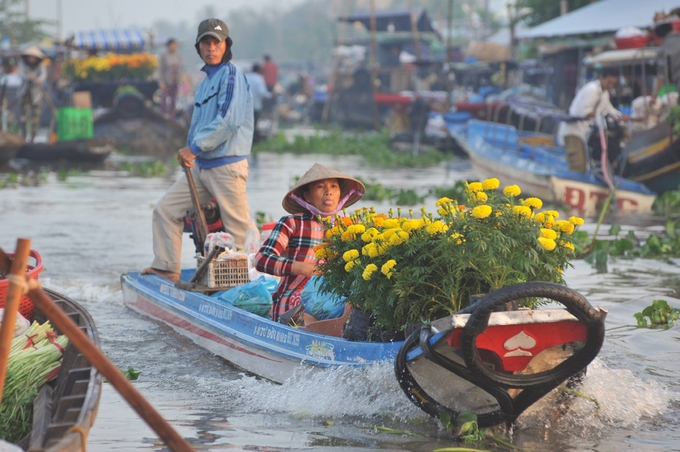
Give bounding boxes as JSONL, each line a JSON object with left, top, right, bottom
{"left": 70, "top": 29, "right": 146, "bottom": 51}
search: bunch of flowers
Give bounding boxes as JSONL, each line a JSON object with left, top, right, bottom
{"left": 314, "top": 178, "right": 584, "bottom": 332}
{"left": 64, "top": 53, "right": 158, "bottom": 82}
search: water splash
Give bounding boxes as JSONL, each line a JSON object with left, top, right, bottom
{"left": 518, "top": 359, "right": 676, "bottom": 436}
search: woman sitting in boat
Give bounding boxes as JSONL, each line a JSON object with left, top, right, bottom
{"left": 254, "top": 163, "right": 365, "bottom": 323}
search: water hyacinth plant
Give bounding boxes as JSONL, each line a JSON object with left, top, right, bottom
{"left": 315, "top": 178, "right": 584, "bottom": 332}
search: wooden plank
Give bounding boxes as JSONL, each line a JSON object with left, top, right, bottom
{"left": 28, "top": 385, "right": 53, "bottom": 452}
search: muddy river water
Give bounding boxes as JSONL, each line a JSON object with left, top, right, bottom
{"left": 1, "top": 152, "right": 679, "bottom": 451}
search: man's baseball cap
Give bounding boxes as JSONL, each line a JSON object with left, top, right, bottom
{"left": 196, "top": 18, "right": 229, "bottom": 44}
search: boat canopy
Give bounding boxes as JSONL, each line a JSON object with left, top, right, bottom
{"left": 67, "top": 29, "right": 147, "bottom": 51}
{"left": 583, "top": 47, "right": 659, "bottom": 68}
{"left": 339, "top": 8, "right": 438, "bottom": 35}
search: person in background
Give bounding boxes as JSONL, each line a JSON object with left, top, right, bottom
{"left": 255, "top": 163, "right": 365, "bottom": 323}
{"left": 245, "top": 63, "right": 269, "bottom": 143}
{"left": 142, "top": 18, "right": 256, "bottom": 282}
{"left": 17, "top": 45, "right": 47, "bottom": 142}
{"left": 262, "top": 54, "right": 278, "bottom": 92}
{"left": 557, "top": 67, "right": 629, "bottom": 173}
{"left": 158, "top": 38, "right": 183, "bottom": 119}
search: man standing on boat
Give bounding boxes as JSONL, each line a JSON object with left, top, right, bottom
{"left": 557, "top": 67, "right": 627, "bottom": 173}
{"left": 142, "top": 18, "right": 256, "bottom": 282}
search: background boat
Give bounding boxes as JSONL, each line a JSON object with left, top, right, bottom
{"left": 16, "top": 137, "right": 115, "bottom": 163}
{"left": 0, "top": 132, "right": 24, "bottom": 166}
{"left": 448, "top": 119, "right": 656, "bottom": 216}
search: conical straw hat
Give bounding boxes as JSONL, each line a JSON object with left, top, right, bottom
{"left": 21, "top": 45, "right": 46, "bottom": 60}
{"left": 283, "top": 163, "right": 365, "bottom": 214}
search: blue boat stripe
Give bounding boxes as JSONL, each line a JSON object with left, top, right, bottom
{"left": 221, "top": 63, "right": 236, "bottom": 118}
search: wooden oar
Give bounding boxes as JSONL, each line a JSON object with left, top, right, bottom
{"left": 184, "top": 165, "right": 208, "bottom": 254}
{"left": 0, "top": 246, "right": 196, "bottom": 452}
{"left": 0, "top": 238, "right": 31, "bottom": 405}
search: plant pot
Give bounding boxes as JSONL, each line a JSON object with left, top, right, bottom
{"left": 342, "top": 308, "right": 373, "bottom": 341}
{"left": 367, "top": 327, "right": 405, "bottom": 342}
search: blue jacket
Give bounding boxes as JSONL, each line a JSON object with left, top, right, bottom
{"left": 188, "top": 62, "right": 254, "bottom": 168}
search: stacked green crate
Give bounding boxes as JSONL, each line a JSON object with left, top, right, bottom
{"left": 56, "top": 107, "right": 93, "bottom": 141}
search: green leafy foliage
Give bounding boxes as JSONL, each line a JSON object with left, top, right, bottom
{"left": 253, "top": 129, "right": 449, "bottom": 168}
{"left": 121, "top": 367, "right": 141, "bottom": 380}
{"left": 653, "top": 185, "right": 680, "bottom": 219}
{"left": 634, "top": 300, "right": 679, "bottom": 328}
{"left": 667, "top": 105, "right": 680, "bottom": 138}
{"left": 358, "top": 177, "right": 426, "bottom": 206}
{"left": 119, "top": 161, "right": 169, "bottom": 177}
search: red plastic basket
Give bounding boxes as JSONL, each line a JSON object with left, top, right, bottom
{"left": 0, "top": 250, "right": 43, "bottom": 320}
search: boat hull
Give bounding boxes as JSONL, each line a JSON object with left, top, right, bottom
{"left": 20, "top": 289, "right": 103, "bottom": 452}
{"left": 121, "top": 271, "right": 402, "bottom": 384}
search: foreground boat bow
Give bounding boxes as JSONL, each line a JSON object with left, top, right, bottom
{"left": 395, "top": 282, "right": 606, "bottom": 427}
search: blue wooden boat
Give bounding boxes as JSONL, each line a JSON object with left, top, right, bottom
{"left": 122, "top": 269, "right": 606, "bottom": 427}
{"left": 121, "top": 270, "right": 402, "bottom": 384}
{"left": 447, "top": 119, "right": 656, "bottom": 217}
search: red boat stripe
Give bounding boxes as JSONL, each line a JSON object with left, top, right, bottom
{"left": 130, "top": 296, "right": 282, "bottom": 363}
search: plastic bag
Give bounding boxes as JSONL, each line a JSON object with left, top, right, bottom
{"left": 217, "top": 276, "right": 277, "bottom": 317}
{"left": 205, "top": 232, "right": 235, "bottom": 255}
{"left": 300, "top": 276, "right": 346, "bottom": 320}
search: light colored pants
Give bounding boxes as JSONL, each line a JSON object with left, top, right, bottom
{"left": 563, "top": 135, "right": 588, "bottom": 174}
{"left": 151, "top": 159, "right": 254, "bottom": 273}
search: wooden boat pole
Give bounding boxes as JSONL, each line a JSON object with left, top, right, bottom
{"left": 321, "top": 0, "right": 352, "bottom": 124}
{"left": 368, "top": 0, "right": 381, "bottom": 131}
{"left": 406, "top": 0, "right": 423, "bottom": 61}
{"left": 0, "top": 248, "right": 196, "bottom": 452}
{"left": 0, "top": 238, "right": 31, "bottom": 405}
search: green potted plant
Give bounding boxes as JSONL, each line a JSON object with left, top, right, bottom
{"left": 315, "top": 178, "right": 584, "bottom": 336}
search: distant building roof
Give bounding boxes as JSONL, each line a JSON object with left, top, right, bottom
{"left": 68, "top": 29, "right": 146, "bottom": 51}
{"left": 339, "top": 8, "right": 438, "bottom": 34}
{"left": 517, "top": 0, "right": 680, "bottom": 39}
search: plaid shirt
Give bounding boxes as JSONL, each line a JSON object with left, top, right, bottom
{"left": 254, "top": 213, "right": 324, "bottom": 321}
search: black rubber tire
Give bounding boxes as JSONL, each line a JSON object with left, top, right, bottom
{"left": 460, "top": 281, "right": 605, "bottom": 389}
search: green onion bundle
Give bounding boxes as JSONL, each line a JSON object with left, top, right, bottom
{"left": 0, "top": 321, "right": 69, "bottom": 443}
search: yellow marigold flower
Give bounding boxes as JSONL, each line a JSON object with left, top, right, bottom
{"left": 381, "top": 259, "right": 397, "bottom": 278}
{"left": 534, "top": 212, "right": 545, "bottom": 223}
{"left": 314, "top": 245, "right": 331, "bottom": 259}
{"left": 402, "top": 219, "right": 425, "bottom": 233}
{"left": 362, "top": 263, "right": 378, "bottom": 280}
{"left": 347, "top": 224, "right": 366, "bottom": 235}
{"left": 522, "top": 197, "right": 543, "bottom": 209}
{"left": 342, "top": 249, "right": 360, "bottom": 262}
{"left": 437, "top": 207, "right": 448, "bottom": 217}
{"left": 503, "top": 185, "right": 521, "bottom": 197}
{"left": 476, "top": 192, "right": 488, "bottom": 202}
{"left": 344, "top": 260, "right": 356, "bottom": 272}
{"left": 472, "top": 205, "right": 492, "bottom": 219}
{"left": 389, "top": 230, "right": 409, "bottom": 246}
{"left": 512, "top": 205, "right": 532, "bottom": 217}
{"left": 538, "top": 237, "right": 556, "bottom": 251}
{"left": 436, "top": 197, "right": 453, "bottom": 207}
{"left": 384, "top": 218, "right": 400, "bottom": 229}
{"left": 482, "top": 178, "right": 500, "bottom": 190}
{"left": 569, "top": 216, "right": 585, "bottom": 226}
{"left": 362, "top": 243, "right": 379, "bottom": 258}
{"left": 372, "top": 217, "right": 385, "bottom": 227}
{"left": 426, "top": 220, "right": 449, "bottom": 235}
{"left": 341, "top": 231, "right": 356, "bottom": 242}
{"left": 544, "top": 210, "right": 559, "bottom": 219}
{"left": 554, "top": 220, "right": 575, "bottom": 235}
{"left": 540, "top": 228, "right": 557, "bottom": 240}
{"left": 560, "top": 241, "right": 575, "bottom": 252}
{"left": 325, "top": 226, "right": 339, "bottom": 239}
{"left": 467, "top": 182, "right": 483, "bottom": 193}
{"left": 361, "top": 227, "right": 379, "bottom": 243}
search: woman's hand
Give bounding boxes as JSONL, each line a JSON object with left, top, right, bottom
{"left": 292, "top": 261, "right": 321, "bottom": 277}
